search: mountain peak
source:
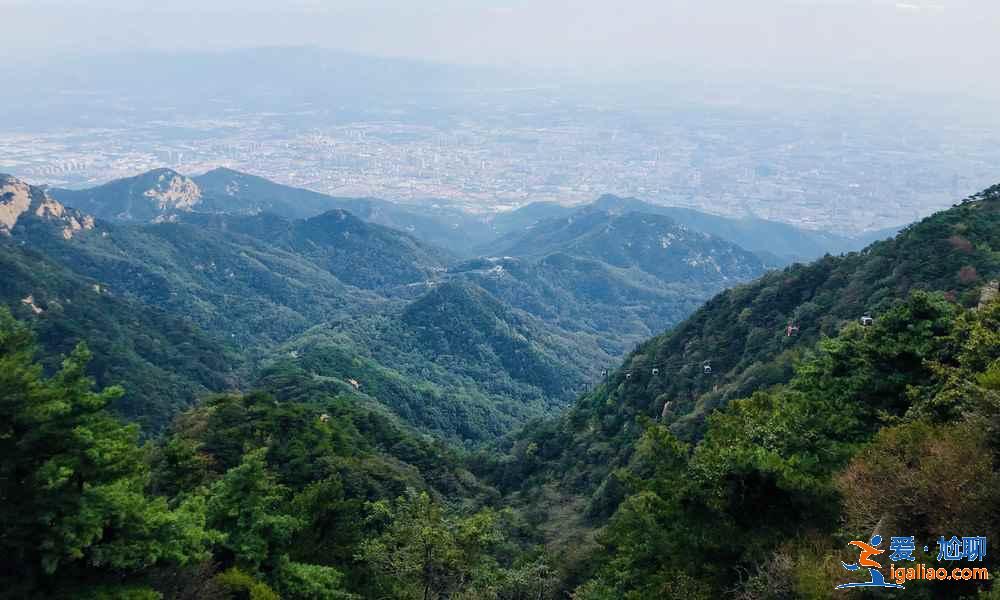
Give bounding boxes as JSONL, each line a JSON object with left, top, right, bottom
{"left": 201, "top": 166, "right": 243, "bottom": 177}
{"left": 135, "top": 169, "right": 202, "bottom": 211}
{"left": 1, "top": 174, "right": 95, "bottom": 239}
{"left": 49, "top": 168, "right": 202, "bottom": 222}
{"left": 0, "top": 174, "right": 31, "bottom": 234}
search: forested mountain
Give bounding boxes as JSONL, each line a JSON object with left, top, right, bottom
{"left": 50, "top": 169, "right": 205, "bottom": 222}
{"left": 13, "top": 208, "right": 384, "bottom": 348}
{"left": 2, "top": 312, "right": 556, "bottom": 598}
{"left": 589, "top": 194, "right": 899, "bottom": 262}
{"left": 8, "top": 170, "right": 779, "bottom": 439}
{"left": 180, "top": 209, "right": 449, "bottom": 292}
{"left": 487, "top": 194, "right": 898, "bottom": 264}
{"left": 4, "top": 165, "right": 999, "bottom": 598}
{"left": 52, "top": 167, "right": 495, "bottom": 254}
{"left": 275, "top": 279, "right": 608, "bottom": 443}
{"left": 477, "top": 185, "right": 1000, "bottom": 594}
{"left": 495, "top": 184, "right": 999, "bottom": 481}
{"left": 2, "top": 174, "right": 238, "bottom": 428}
{"left": 0, "top": 242, "right": 236, "bottom": 429}
{"left": 457, "top": 209, "right": 770, "bottom": 355}
{"left": 484, "top": 209, "right": 766, "bottom": 283}
{"left": 446, "top": 254, "right": 718, "bottom": 354}
{"left": 192, "top": 167, "right": 363, "bottom": 219}
{"left": 565, "top": 290, "right": 1000, "bottom": 598}
{"left": 51, "top": 167, "right": 887, "bottom": 261}
{"left": 193, "top": 167, "right": 495, "bottom": 254}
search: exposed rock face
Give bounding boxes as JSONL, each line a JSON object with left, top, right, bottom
{"left": 980, "top": 280, "right": 999, "bottom": 308}
{"left": 0, "top": 176, "right": 32, "bottom": 234}
{"left": 20, "top": 295, "right": 43, "bottom": 314}
{"left": 47, "top": 168, "right": 203, "bottom": 222}
{"left": 0, "top": 174, "right": 95, "bottom": 239}
{"left": 144, "top": 171, "right": 202, "bottom": 211}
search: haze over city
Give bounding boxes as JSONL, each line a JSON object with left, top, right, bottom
{"left": 3, "top": 0, "right": 1000, "bottom": 234}
{"left": 4, "top": 2, "right": 1000, "bottom": 598}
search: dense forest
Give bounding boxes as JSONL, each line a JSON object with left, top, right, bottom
{"left": 4, "top": 287, "right": 998, "bottom": 597}
{"left": 2, "top": 171, "right": 998, "bottom": 598}
{"left": 3, "top": 171, "right": 774, "bottom": 440}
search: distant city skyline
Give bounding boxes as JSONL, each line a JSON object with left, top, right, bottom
{"left": 5, "top": 90, "right": 998, "bottom": 235}
{"left": 3, "top": 3, "right": 999, "bottom": 236}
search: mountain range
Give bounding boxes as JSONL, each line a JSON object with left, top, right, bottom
{"left": 491, "top": 181, "right": 1000, "bottom": 520}
{"left": 5, "top": 161, "right": 999, "bottom": 599}
{"left": 7, "top": 167, "right": 788, "bottom": 440}
{"left": 49, "top": 167, "right": 891, "bottom": 263}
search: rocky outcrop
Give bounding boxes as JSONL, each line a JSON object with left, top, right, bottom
{"left": 0, "top": 174, "right": 95, "bottom": 239}
{"left": 0, "top": 176, "right": 33, "bottom": 234}
{"left": 144, "top": 171, "right": 202, "bottom": 211}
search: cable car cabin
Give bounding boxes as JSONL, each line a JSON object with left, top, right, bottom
{"left": 785, "top": 324, "right": 799, "bottom": 337}
{"left": 703, "top": 364, "right": 713, "bottom": 375}
{"left": 860, "top": 315, "right": 874, "bottom": 327}
{"left": 652, "top": 368, "right": 659, "bottom": 376}
{"left": 625, "top": 372, "right": 632, "bottom": 380}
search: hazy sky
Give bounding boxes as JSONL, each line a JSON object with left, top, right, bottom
{"left": 5, "top": 0, "right": 1000, "bottom": 96}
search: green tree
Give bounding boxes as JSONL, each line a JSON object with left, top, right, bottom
{"left": 357, "top": 490, "right": 507, "bottom": 600}
{"left": 0, "top": 307, "right": 211, "bottom": 596}
{"left": 205, "top": 447, "right": 302, "bottom": 572}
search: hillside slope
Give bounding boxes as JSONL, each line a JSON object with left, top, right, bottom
{"left": 492, "top": 183, "right": 1000, "bottom": 497}
{"left": 272, "top": 279, "right": 612, "bottom": 444}
{"left": 0, "top": 241, "right": 236, "bottom": 430}
{"left": 181, "top": 209, "right": 448, "bottom": 291}
{"left": 52, "top": 168, "right": 888, "bottom": 261}
{"left": 194, "top": 167, "right": 494, "bottom": 253}
{"left": 51, "top": 168, "right": 204, "bottom": 222}
{"left": 485, "top": 209, "right": 767, "bottom": 284}
{"left": 53, "top": 167, "right": 494, "bottom": 254}
{"left": 445, "top": 255, "right": 710, "bottom": 356}
{"left": 487, "top": 194, "right": 897, "bottom": 264}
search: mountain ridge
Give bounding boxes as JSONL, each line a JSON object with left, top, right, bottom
{"left": 48, "top": 167, "right": 888, "bottom": 262}
{"left": 1, "top": 173, "right": 95, "bottom": 239}
{"left": 490, "top": 182, "right": 1000, "bottom": 504}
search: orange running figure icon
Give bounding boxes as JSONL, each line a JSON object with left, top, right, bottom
{"left": 834, "top": 534, "right": 903, "bottom": 590}
{"left": 847, "top": 539, "right": 884, "bottom": 569}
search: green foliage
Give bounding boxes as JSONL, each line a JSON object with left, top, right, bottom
{"left": 71, "top": 584, "right": 164, "bottom": 600}
{"left": 7, "top": 175, "right": 1000, "bottom": 599}
{"left": 206, "top": 448, "right": 302, "bottom": 571}
{"left": 280, "top": 277, "right": 613, "bottom": 445}
{"left": 491, "top": 209, "right": 765, "bottom": 282}
{"left": 271, "top": 556, "right": 355, "bottom": 600}
{"left": 0, "top": 241, "right": 236, "bottom": 431}
{"left": 575, "top": 293, "right": 1000, "bottom": 598}
{"left": 0, "top": 307, "right": 212, "bottom": 595}
{"left": 144, "top": 367, "right": 520, "bottom": 597}
{"left": 213, "top": 567, "right": 281, "bottom": 600}
{"left": 357, "top": 489, "right": 553, "bottom": 600}
{"left": 837, "top": 421, "right": 998, "bottom": 541}
{"left": 493, "top": 189, "right": 999, "bottom": 519}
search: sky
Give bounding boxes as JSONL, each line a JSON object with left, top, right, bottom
{"left": 4, "top": 0, "right": 1000, "bottom": 97}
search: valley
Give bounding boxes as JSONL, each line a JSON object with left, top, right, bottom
{"left": 2, "top": 166, "right": 998, "bottom": 598}
{"left": 4, "top": 167, "right": 832, "bottom": 440}
{"left": 5, "top": 1, "right": 1000, "bottom": 595}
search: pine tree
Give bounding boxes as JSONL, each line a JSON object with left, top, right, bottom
{"left": 0, "top": 307, "right": 211, "bottom": 596}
